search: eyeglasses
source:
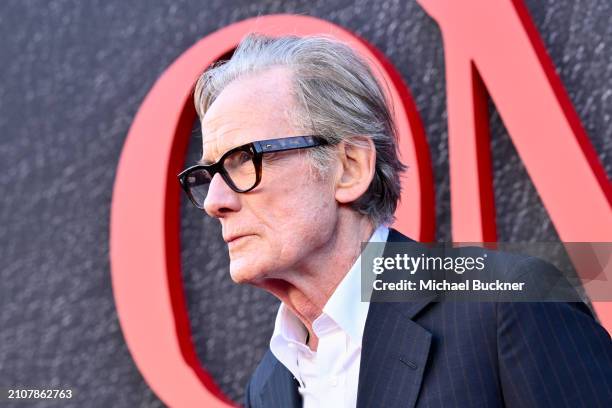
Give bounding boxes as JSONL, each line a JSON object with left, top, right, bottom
{"left": 177, "top": 135, "right": 329, "bottom": 209}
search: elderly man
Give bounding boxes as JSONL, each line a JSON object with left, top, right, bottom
{"left": 178, "top": 35, "right": 612, "bottom": 407}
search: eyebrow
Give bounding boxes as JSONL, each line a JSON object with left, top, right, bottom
{"left": 196, "top": 156, "right": 214, "bottom": 166}
{"left": 197, "top": 138, "right": 224, "bottom": 166}
{"left": 196, "top": 141, "right": 247, "bottom": 166}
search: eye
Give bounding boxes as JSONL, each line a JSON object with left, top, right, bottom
{"left": 238, "top": 152, "right": 251, "bottom": 164}
{"left": 235, "top": 150, "right": 252, "bottom": 164}
{"left": 225, "top": 149, "right": 253, "bottom": 169}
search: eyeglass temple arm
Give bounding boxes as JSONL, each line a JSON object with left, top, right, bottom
{"left": 252, "top": 135, "right": 328, "bottom": 154}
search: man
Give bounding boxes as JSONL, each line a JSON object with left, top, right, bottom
{"left": 178, "top": 34, "right": 612, "bottom": 407}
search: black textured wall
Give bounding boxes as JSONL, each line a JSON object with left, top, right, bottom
{"left": 1, "top": 0, "right": 610, "bottom": 406}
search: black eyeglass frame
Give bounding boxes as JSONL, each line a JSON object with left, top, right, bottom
{"left": 177, "top": 135, "right": 329, "bottom": 208}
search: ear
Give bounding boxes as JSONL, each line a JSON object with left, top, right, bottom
{"left": 334, "top": 138, "right": 376, "bottom": 205}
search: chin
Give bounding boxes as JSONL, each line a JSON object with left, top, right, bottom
{"left": 228, "top": 258, "right": 264, "bottom": 284}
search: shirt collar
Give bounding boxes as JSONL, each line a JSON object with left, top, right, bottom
{"left": 270, "top": 225, "right": 390, "bottom": 351}
{"left": 321, "top": 224, "right": 389, "bottom": 343}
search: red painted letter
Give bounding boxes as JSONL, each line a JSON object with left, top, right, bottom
{"left": 110, "top": 15, "right": 433, "bottom": 406}
{"left": 419, "top": 0, "right": 612, "bottom": 330}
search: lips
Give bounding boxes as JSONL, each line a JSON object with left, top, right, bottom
{"left": 223, "top": 233, "right": 254, "bottom": 244}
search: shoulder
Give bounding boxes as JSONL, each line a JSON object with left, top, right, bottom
{"left": 386, "top": 227, "right": 414, "bottom": 243}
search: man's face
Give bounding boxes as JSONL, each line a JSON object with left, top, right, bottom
{"left": 200, "top": 68, "right": 338, "bottom": 284}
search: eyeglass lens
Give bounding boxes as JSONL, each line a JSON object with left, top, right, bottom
{"left": 185, "top": 149, "right": 257, "bottom": 207}
{"left": 223, "top": 149, "right": 257, "bottom": 190}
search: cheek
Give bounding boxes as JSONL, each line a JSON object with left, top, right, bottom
{"left": 245, "top": 178, "right": 333, "bottom": 257}
{"left": 279, "top": 168, "right": 334, "bottom": 220}
{"left": 271, "top": 182, "right": 336, "bottom": 257}
{"left": 255, "top": 160, "right": 334, "bottom": 218}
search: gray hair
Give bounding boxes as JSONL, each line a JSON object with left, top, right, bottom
{"left": 193, "top": 34, "right": 406, "bottom": 225}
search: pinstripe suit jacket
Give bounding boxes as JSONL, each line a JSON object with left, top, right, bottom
{"left": 244, "top": 229, "right": 612, "bottom": 407}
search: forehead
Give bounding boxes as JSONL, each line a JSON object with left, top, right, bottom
{"left": 200, "top": 68, "right": 297, "bottom": 163}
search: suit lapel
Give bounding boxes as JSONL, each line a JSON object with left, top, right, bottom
{"left": 356, "top": 228, "right": 435, "bottom": 408}
{"left": 259, "top": 358, "right": 302, "bottom": 408}
{"left": 356, "top": 302, "right": 432, "bottom": 408}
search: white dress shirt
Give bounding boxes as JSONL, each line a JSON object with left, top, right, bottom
{"left": 269, "top": 225, "right": 390, "bottom": 408}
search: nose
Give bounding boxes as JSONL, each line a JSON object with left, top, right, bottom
{"left": 203, "top": 173, "right": 241, "bottom": 218}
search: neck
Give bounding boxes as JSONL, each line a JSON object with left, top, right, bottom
{"left": 256, "top": 212, "right": 376, "bottom": 351}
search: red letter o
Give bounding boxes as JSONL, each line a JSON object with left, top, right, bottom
{"left": 110, "top": 15, "right": 433, "bottom": 406}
